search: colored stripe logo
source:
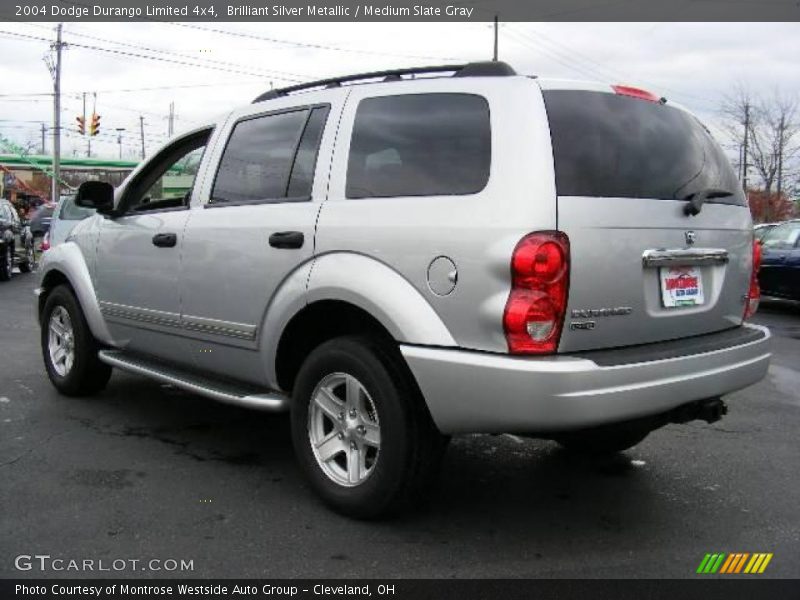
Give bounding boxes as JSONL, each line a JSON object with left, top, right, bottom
{"left": 697, "top": 553, "right": 773, "bottom": 574}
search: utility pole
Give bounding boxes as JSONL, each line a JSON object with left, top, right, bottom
{"left": 40, "top": 123, "right": 46, "bottom": 155}
{"left": 116, "top": 128, "right": 125, "bottom": 160}
{"left": 742, "top": 102, "right": 750, "bottom": 192}
{"left": 48, "top": 23, "right": 64, "bottom": 203}
{"left": 492, "top": 15, "right": 499, "bottom": 61}
{"left": 83, "top": 92, "right": 90, "bottom": 158}
{"left": 167, "top": 101, "right": 175, "bottom": 138}
{"left": 139, "top": 116, "right": 145, "bottom": 159}
{"left": 776, "top": 113, "right": 785, "bottom": 203}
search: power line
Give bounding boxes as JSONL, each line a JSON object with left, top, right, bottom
{"left": 0, "top": 80, "right": 262, "bottom": 99}
{"left": 0, "top": 29, "right": 301, "bottom": 81}
{"left": 167, "top": 22, "right": 460, "bottom": 62}
{"left": 29, "top": 22, "right": 316, "bottom": 83}
{"left": 506, "top": 24, "right": 718, "bottom": 109}
{"left": 48, "top": 0, "right": 458, "bottom": 61}
{"left": 503, "top": 29, "right": 606, "bottom": 82}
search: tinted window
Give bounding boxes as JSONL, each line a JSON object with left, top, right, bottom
{"left": 346, "top": 94, "right": 490, "bottom": 199}
{"left": 212, "top": 110, "right": 309, "bottom": 204}
{"left": 543, "top": 90, "right": 745, "bottom": 205}
{"left": 60, "top": 196, "right": 95, "bottom": 221}
{"left": 122, "top": 128, "right": 211, "bottom": 213}
{"left": 287, "top": 106, "right": 329, "bottom": 199}
{"left": 762, "top": 222, "right": 800, "bottom": 248}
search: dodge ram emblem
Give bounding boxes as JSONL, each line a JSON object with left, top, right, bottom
{"left": 685, "top": 230, "right": 697, "bottom": 245}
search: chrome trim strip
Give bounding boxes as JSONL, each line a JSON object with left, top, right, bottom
{"left": 642, "top": 248, "right": 729, "bottom": 268}
{"left": 99, "top": 302, "right": 257, "bottom": 341}
{"left": 100, "top": 301, "right": 182, "bottom": 329}
{"left": 98, "top": 350, "right": 288, "bottom": 412}
{"left": 182, "top": 314, "right": 257, "bottom": 341}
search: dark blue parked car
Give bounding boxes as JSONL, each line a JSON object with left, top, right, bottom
{"left": 759, "top": 219, "right": 800, "bottom": 301}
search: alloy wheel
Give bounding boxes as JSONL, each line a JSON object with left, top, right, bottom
{"left": 48, "top": 306, "right": 75, "bottom": 376}
{"left": 308, "top": 372, "right": 381, "bottom": 487}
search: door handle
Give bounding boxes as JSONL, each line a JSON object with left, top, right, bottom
{"left": 152, "top": 233, "right": 177, "bottom": 248}
{"left": 269, "top": 231, "right": 304, "bottom": 249}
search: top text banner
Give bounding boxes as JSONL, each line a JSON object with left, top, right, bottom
{"left": 1, "top": 0, "right": 798, "bottom": 21}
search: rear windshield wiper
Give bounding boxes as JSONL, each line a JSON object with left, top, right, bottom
{"left": 682, "top": 188, "right": 733, "bottom": 216}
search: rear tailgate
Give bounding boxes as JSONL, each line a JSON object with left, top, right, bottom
{"left": 540, "top": 83, "right": 753, "bottom": 352}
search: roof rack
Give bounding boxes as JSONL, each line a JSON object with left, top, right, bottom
{"left": 252, "top": 61, "right": 517, "bottom": 103}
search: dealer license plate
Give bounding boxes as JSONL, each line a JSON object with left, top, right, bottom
{"left": 660, "top": 266, "right": 705, "bottom": 308}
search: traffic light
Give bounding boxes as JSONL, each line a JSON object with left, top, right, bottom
{"left": 76, "top": 115, "right": 85, "bottom": 135}
{"left": 89, "top": 113, "right": 101, "bottom": 136}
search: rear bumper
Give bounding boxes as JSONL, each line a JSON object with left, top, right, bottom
{"left": 401, "top": 324, "right": 771, "bottom": 434}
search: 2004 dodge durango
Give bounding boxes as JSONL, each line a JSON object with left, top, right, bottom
{"left": 36, "top": 62, "right": 771, "bottom": 518}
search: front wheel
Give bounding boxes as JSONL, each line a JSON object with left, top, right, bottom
{"left": 41, "top": 285, "right": 112, "bottom": 396}
{"left": 291, "top": 336, "right": 447, "bottom": 519}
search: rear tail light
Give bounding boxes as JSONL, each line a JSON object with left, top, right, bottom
{"left": 611, "top": 84, "right": 661, "bottom": 103}
{"left": 744, "top": 238, "right": 761, "bottom": 320}
{"left": 40, "top": 232, "right": 50, "bottom": 252}
{"left": 503, "top": 232, "right": 570, "bottom": 354}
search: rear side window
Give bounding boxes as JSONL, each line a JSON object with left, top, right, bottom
{"left": 212, "top": 108, "right": 317, "bottom": 204}
{"left": 346, "top": 93, "right": 490, "bottom": 199}
{"left": 543, "top": 90, "right": 745, "bottom": 205}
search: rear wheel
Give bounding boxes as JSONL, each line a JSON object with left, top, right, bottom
{"left": 554, "top": 426, "right": 650, "bottom": 454}
{"left": 0, "top": 243, "right": 12, "bottom": 281}
{"left": 291, "top": 335, "right": 447, "bottom": 519}
{"left": 41, "top": 285, "right": 112, "bottom": 396}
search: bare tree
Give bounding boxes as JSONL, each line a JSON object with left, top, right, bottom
{"left": 720, "top": 86, "right": 800, "bottom": 221}
{"left": 17, "top": 136, "right": 39, "bottom": 157}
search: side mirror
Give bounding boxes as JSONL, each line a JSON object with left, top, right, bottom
{"left": 75, "top": 181, "right": 115, "bottom": 214}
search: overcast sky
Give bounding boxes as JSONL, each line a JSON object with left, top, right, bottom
{"left": 0, "top": 21, "right": 799, "bottom": 160}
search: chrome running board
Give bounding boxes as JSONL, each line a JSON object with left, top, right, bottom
{"left": 98, "top": 350, "right": 288, "bottom": 412}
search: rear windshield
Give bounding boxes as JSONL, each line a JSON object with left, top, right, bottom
{"left": 543, "top": 90, "right": 745, "bottom": 205}
{"left": 60, "top": 196, "right": 95, "bottom": 221}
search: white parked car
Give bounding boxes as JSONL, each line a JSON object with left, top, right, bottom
{"left": 40, "top": 194, "right": 95, "bottom": 251}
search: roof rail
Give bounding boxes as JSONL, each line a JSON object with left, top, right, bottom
{"left": 252, "top": 61, "right": 517, "bottom": 103}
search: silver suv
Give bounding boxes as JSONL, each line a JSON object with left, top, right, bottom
{"left": 36, "top": 62, "right": 771, "bottom": 517}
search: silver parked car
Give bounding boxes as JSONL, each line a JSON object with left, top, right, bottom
{"left": 41, "top": 193, "right": 96, "bottom": 251}
{"left": 36, "top": 62, "right": 771, "bottom": 517}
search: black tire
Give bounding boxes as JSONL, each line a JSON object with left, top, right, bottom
{"left": 41, "top": 284, "right": 112, "bottom": 396}
{"left": 0, "top": 243, "right": 12, "bottom": 281}
{"left": 18, "top": 241, "right": 35, "bottom": 273}
{"left": 554, "top": 425, "right": 650, "bottom": 454}
{"left": 291, "top": 335, "right": 447, "bottom": 519}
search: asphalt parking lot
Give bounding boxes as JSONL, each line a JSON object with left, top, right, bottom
{"left": 1, "top": 271, "right": 798, "bottom": 579}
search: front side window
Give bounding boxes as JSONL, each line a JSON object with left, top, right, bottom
{"left": 211, "top": 109, "right": 317, "bottom": 204}
{"left": 122, "top": 128, "right": 211, "bottom": 213}
{"left": 346, "top": 93, "right": 491, "bottom": 199}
